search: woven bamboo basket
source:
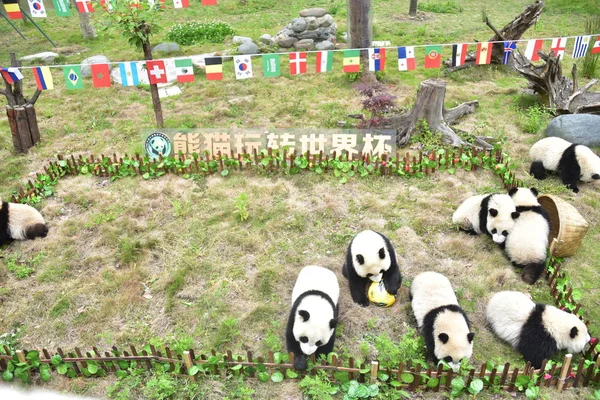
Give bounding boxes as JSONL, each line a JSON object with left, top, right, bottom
{"left": 537, "top": 194, "right": 589, "bottom": 257}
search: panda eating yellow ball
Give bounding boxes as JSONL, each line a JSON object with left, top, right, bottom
{"left": 368, "top": 281, "right": 396, "bottom": 308}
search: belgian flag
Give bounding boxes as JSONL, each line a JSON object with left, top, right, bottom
{"left": 205, "top": 57, "right": 223, "bottom": 81}
{"left": 3, "top": 0, "right": 23, "bottom": 20}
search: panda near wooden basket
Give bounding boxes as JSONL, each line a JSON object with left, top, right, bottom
{"left": 537, "top": 194, "right": 589, "bottom": 258}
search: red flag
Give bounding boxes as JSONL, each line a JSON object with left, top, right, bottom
{"left": 91, "top": 64, "right": 111, "bottom": 88}
{"left": 592, "top": 36, "right": 600, "bottom": 55}
{"left": 289, "top": 52, "right": 307, "bottom": 75}
{"left": 201, "top": 0, "right": 217, "bottom": 4}
{"left": 476, "top": 42, "right": 492, "bottom": 65}
{"left": 424, "top": 46, "right": 442, "bottom": 69}
{"left": 146, "top": 60, "right": 168, "bottom": 84}
{"left": 75, "top": 0, "right": 94, "bottom": 13}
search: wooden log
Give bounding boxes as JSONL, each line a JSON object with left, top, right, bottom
{"left": 557, "top": 354, "right": 573, "bottom": 391}
{"left": 573, "top": 357, "right": 585, "bottom": 387}
{"left": 183, "top": 351, "right": 196, "bottom": 381}
{"left": 14, "top": 107, "right": 33, "bottom": 150}
{"left": 6, "top": 106, "right": 22, "bottom": 152}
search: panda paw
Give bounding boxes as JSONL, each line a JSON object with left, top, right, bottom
{"left": 357, "top": 298, "right": 370, "bottom": 307}
{"left": 572, "top": 187, "right": 580, "bottom": 193}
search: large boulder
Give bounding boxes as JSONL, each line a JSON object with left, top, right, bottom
{"left": 152, "top": 42, "right": 180, "bottom": 54}
{"left": 315, "top": 40, "right": 334, "bottom": 51}
{"left": 233, "top": 36, "right": 253, "bottom": 44}
{"left": 291, "top": 18, "right": 307, "bottom": 33}
{"left": 544, "top": 114, "right": 600, "bottom": 147}
{"left": 20, "top": 52, "right": 59, "bottom": 64}
{"left": 294, "top": 39, "right": 315, "bottom": 51}
{"left": 299, "top": 8, "right": 327, "bottom": 17}
{"left": 80, "top": 55, "right": 111, "bottom": 77}
{"left": 258, "top": 34, "right": 273, "bottom": 45}
{"left": 238, "top": 41, "right": 259, "bottom": 55}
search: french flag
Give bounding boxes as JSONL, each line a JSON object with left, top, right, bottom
{"left": 397, "top": 46, "right": 415, "bottom": 71}
{"left": 368, "top": 48, "right": 386, "bottom": 72}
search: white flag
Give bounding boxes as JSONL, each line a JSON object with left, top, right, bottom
{"left": 234, "top": 55, "right": 253, "bottom": 80}
{"left": 28, "top": 0, "right": 47, "bottom": 17}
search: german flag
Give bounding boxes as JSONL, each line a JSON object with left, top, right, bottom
{"left": 3, "top": 0, "right": 23, "bottom": 20}
{"left": 205, "top": 57, "right": 223, "bottom": 80}
{"left": 343, "top": 50, "right": 360, "bottom": 73}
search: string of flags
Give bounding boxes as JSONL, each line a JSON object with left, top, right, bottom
{"left": 1, "top": 0, "right": 217, "bottom": 19}
{"left": 2, "top": 35, "right": 600, "bottom": 91}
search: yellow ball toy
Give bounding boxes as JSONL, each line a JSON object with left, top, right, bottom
{"left": 367, "top": 281, "right": 396, "bottom": 308}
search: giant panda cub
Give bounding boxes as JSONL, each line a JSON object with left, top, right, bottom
{"left": 452, "top": 193, "right": 520, "bottom": 245}
{"left": 487, "top": 291, "right": 590, "bottom": 369}
{"left": 530, "top": 136, "right": 600, "bottom": 193}
{"left": 286, "top": 265, "right": 339, "bottom": 370}
{"left": 505, "top": 187, "right": 550, "bottom": 284}
{"left": 0, "top": 199, "right": 48, "bottom": 246}
{"left": 410, "top": 271, "right": 475, "bottom": 369}
{"left": 342, "top": 230, "right": 401, "bottom": 307}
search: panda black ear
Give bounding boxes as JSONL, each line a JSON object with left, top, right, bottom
{"left": 530, "top": 188, "right": 539, "bottom": 196}
{"left": 489, "top": 208, "right": 498, "bottom": 217}
{"left": 508, "top": 188, "right": 518, "bottom": 196}
{"left": 378, "top": 247, "right": 386, "bottom": 259}
{"left": 330, "top": 319, "right": 338, "bottom": 329}
{"left": 356, "top": 254, "right": 365, "bottom": 265}
{"left": 511, "top": 212, "right": 520, "bottom": 220}
{"left": 570, "top": 326, "right": 578, "bottom": 339}
{"left": 299, "top": 310, "right": 310, "bottom": 322}
{"left": 592, "top": 174, "right": 600, "bottom": 180}
{"left": 438, "top": 333, "right": 449, "bottom": 344}
{"left": 467, "top": 332, "right": 475, "bottom": 343}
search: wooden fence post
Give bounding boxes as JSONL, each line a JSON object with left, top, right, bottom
{"left": 557, "top": 354, "right": 572, "bottom": 391}
{"left": 183, "top": 350, "right": 196, "bottom": 381}
{"left": 370, "top": 360, "right": 378, "bottom": 384}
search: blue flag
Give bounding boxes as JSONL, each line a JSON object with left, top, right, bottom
{"left": 503, "top": 41, "right": 517, "bottom": 64}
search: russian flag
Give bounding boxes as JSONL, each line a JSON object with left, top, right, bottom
{"left": 397, "top": 46, "right": 415, "bottom": 71}
{"left": 1, "top": 67, "right": 24, "bottom": 84}
{"left": 368, "top": 48, "right": 386, "bottom": 71}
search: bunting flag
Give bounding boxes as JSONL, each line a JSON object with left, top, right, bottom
{"left": 475, "top": 42, "right": 492, "bottom": 65}
{"left": 573, "top": 35, "right": 591, "bottom": 58}
{"left": 0, "top": 67, "right": 24, "bottom": 84}
{"left": 63, "top": 66, "right": 83, "bottom": 89}
{"left": 32, "top": 67, "right": 53, "bottom": 90}
{"left": 100, "top": 0, "right": 114, "bottom": 11}
{"left": 234, "top": 55, "right": 253, "bottom": 80}
{"left": 173, "top": 0, "right": 189, "bottom": 7}
{"left": 175, "top": 58, "right": 194, "bottom": 82}
{"left": 368, "top": 48, "right": 386, "bottom": 71}
{"left": 205, "top": 57, "right": 223, "bottom": 80}
{"left": 503, "top": 41, "right": 517, "bottom": 64}
{"left": 129, "top": 0, "right": 140, "bottom": 8}
{"left": 424, "top": 45, "right": 442, "bottom": 69}
{"left": 3, "top": 0, "right": 23, "bottom": 19}
{"left": 397, "top": 46, "right": 416, "bottom": 71}
{"left": 119, "top": 62, "right": 141, "bottom": 86}
{"left": 262, "top": 54, "right": 280, "bottom": 77}
{"left": 592, "top": 36, "right": 600, "bottom": 55}
{"left": 146, "top": 60, "right": 168, "bottom": 84}
{"left": 524, "top": 39, "right": 543, "bottom": 61}
{"left": 27, "top": 0, "right": 47, "bottom": 17}
{"left": 343, "top": 50, "right": 360, "bottom": 73}
{"left": 289, "top": 52, "right": 307, "bottom": 75}
{"left": 90, "top": 63, "right": 111, "bottom": 88}
{"left": 52, "top": 0, "right": 71, "bottom": 16}
{"left": 451, "top": 43, "right": 467, "bottom": 67}
{"left": 201, "top": 0, "right": 216, "bottom": 4}
{"left": 75, "top": 0, "right": 94, "bottom": 12}
{"left": 315, "top": 51, "right": 333, "bottom": 73}
{"left": 550, "top": 37, "right": 567, "bottom": 59}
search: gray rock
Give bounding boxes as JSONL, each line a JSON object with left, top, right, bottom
{"left": 291, "top": 18, "right": 307, "bottom": 33}
{"left": 315, "top": 40, "right": 334, "bottom": 51}
{"left": 189, "top": 52, "right": 217, "bottom": 68}
{"left": 294, "top": 39, "right": 315, "bottom": 51}
{"left": 80, "top": 55, "right": 111, "bottom": 77}
{"left": 233, "top": 36, "right": 253, "bottom": 44}
{"left": 299, "top": 8, "right": 327, "bottom": 17}
{"left": 544, "top": 114, "right": 600, "bottom": 147}
{"left": 315, "top": 28, "right": 333, "bottom": 40}
{"left": 152, "top": 42, "right": 180, "bottom": 54}
{"left": 280, "top": 28, "right": 295, "bottom": 37}
{"left": 297, "top": 30, "right": 319, "bottom": 40}
{"left": 258, "top": 34, "right": 273, "bottom": 45}
{"left": 238, "top": 41, "right": 259, "bottom": 55}
{"left": 20, "top": 52, "right": 59, "bottom": 64}
{"left": 305, "top": 17, "right": 318, "bottom": 30}
{"left": 316, "top": 14, "right": 334, "bottom": 27}
{"left": 276, "top": 36, "right": 298, "bottom": 48}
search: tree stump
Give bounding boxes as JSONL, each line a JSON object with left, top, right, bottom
{"left": 1, "top": 53, "right": 42, "bottom": 153}
{"left": 382, "top": 79, "right": 479, "bottom": 147}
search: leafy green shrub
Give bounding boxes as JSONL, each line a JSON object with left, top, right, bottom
{"left": 518, "top": 104, "right": 552, "bottom": 134}
{"left": 582, "top": 16, "right": 600, "bottom": 79}
{"left": 165, "top": 21, "right": 235, "bottom": 45}
{"left": 418, "top": 0, "right": 463, "bottom": 14}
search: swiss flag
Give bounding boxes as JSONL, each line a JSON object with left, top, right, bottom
{"left": 146, "top": 60, "right": 168, "bottom": 84}
{"left": 90, "top": 64, "right": 111, "bottom": 88}
{"left": 289, "top": 52, "right": 307, "bottom": 75}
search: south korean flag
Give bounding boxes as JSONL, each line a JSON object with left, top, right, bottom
{"left": 28, "top": 0, "right": 47, "bottom": 17}
{"left": 234, "top": 55, "right": 253, "bottom": 80}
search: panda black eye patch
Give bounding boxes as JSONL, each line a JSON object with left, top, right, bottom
{"left": 300, "top": 336, "right": 308, "bottom": 343}
{"left": 443, "top": 356, "right": 453, "bottom": 363}
{"left": 502, "top": 231, "right": 508, "bottom": 236}
{"left": 378, "top": 247, "right": 385, "bottom": 259}
{"left": 315, "top": 341, "right": 322, "bottom": 346}
{"left": 491, "top": 228, "right": 497, "bottom": 234}
{"left": 356, "top": 254, "right": 365, "bottom": 265}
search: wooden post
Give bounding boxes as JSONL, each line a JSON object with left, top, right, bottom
{"left": 557, "top": 354, "right": 572, "bottom": 391}
{"left": 370, "top": 360, "right": 378, "bottom": 384}
{"left": 183, "top": 350, "right": 196, "bottom": 381}
{"left": 347, "top": 0, "right": 374, "bottom": 83}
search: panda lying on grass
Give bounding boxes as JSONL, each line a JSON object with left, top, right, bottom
{"left": 0, "top": 198, "right": 48, "bottom": 246}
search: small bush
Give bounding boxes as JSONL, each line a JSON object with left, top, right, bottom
{"left": 518, "top": 104, "right": 552, "bottom": 134}
{"left": 165, "top": 21, "right": 235, "bottom": 45}
{"left": 418, "top": 0, "right": 463, "bottom": 14}
{"left": 582, "top": 16, "right": 600, "bottom": 79}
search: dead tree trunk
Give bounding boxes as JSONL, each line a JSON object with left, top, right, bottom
{"left": 141, "top": 29, "right": 164, "bottom": 128}
{"left": 381, "top": 79, "right": 479, "bottom": 147}
{"left": 348, "top": 0, "right": 375, "bottom": 83}
{"left": 77, "top": 9, "right": 97, "bottom": 39}
{"left": 0, "top": 53, "right": 42, "bottom": 153}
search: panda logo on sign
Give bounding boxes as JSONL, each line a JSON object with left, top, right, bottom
{"left": 145, "top": 132, "right": 172, "bottom": 159}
